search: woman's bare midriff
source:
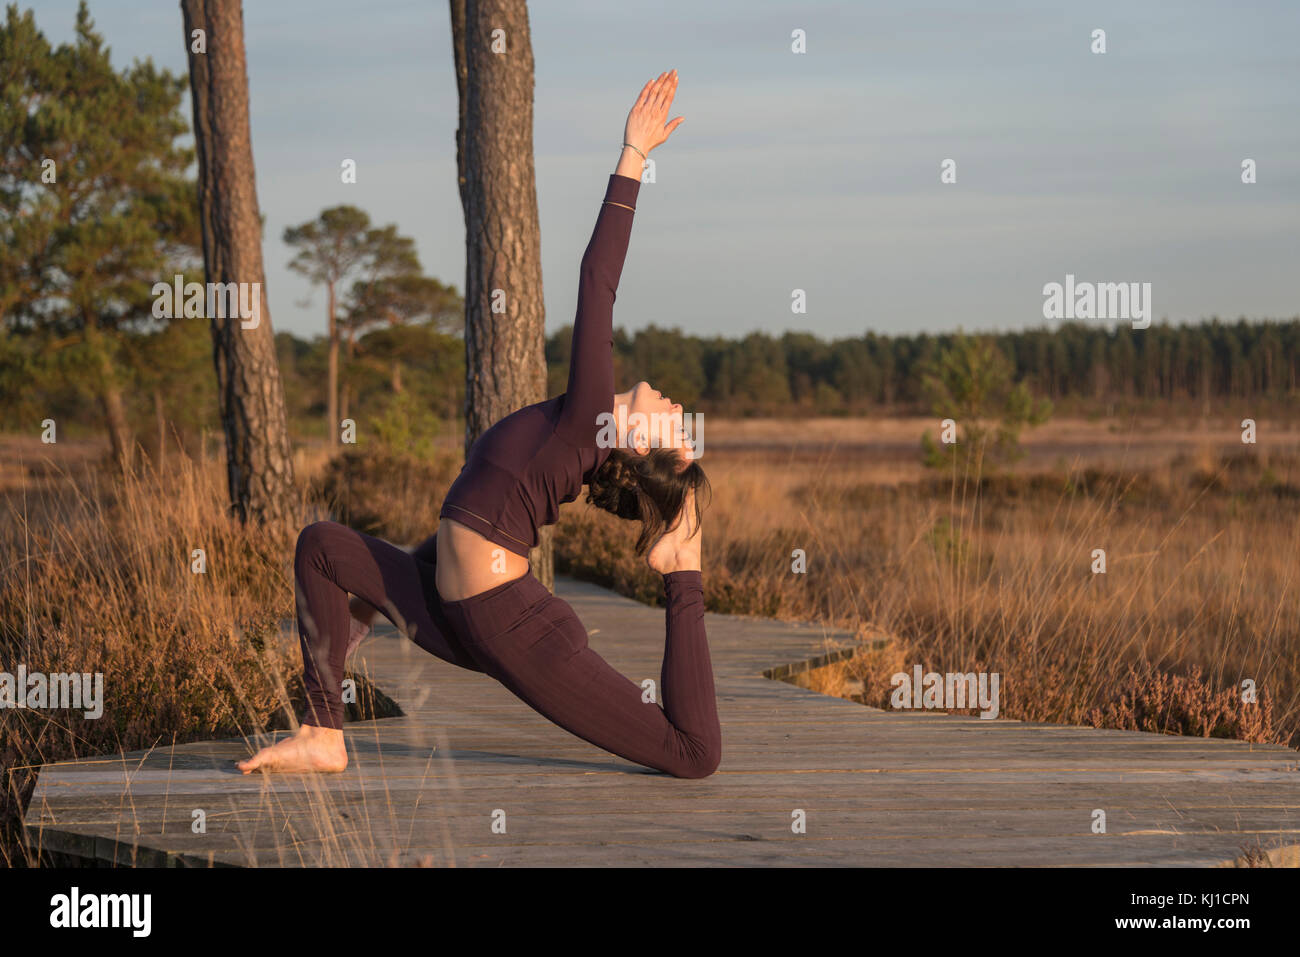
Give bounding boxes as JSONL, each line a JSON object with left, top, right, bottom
{"left": 436, "top": 518, "right": 531, "bottom": 602}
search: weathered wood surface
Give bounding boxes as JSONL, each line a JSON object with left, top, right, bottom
{"left": 23, "top": 576, "right": 1300, "bottom": 867}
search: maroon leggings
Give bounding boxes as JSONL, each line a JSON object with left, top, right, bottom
{"left": 293, "top": 521, "right": 721, "bottom": 778}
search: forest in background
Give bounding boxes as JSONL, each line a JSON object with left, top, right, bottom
{"left": 3, "top": 314, "right": 1298, "bottom": 460}
{"left": 4, "top": 5, "right": 1296, "bottom": 463}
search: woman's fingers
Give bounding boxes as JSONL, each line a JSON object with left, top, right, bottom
{"left": 646, "top": 74, "right": 665, "bottom": 109}
{"left": 632, "top": 75, "right": 660, "bottom": 115}
{"left": 642, "top": 70, "right": 674, "bottom": 111}
{"left": 650, "top": 70, "right": 677, "bottom": 113}
{"left": 645, "top": 71, "right": 668, "bottom": 106}
{"left": 635, "top": 77, "right": 655, "bottom": 108}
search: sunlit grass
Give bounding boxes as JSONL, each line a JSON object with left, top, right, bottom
{"left": 4, "top": 415, "right": 1298, "bottom": 866}
{"left": 0, "top": 439, "right": 411, "bottom": 866}
{"left": 557, "top": 419, "right": 1300, "bottom": 747}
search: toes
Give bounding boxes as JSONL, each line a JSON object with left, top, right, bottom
{"left": 238, "top": 748, "right": 272, "bottom": 773}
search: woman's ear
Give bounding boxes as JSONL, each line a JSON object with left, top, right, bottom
{"left": 630, "top": 428, "right": 650, "bottom": 455}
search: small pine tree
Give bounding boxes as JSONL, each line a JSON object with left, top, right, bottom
{"left": 919, "top": 331, "right": 1052, "bottom": 473}
{"left": 366, "top": 390, "right": 441, "bottom": 461}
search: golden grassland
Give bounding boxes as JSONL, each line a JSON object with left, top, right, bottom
{"left": 1, "top": 415, "right": 1297, "bottom": 864}
{"left": 0, "top": 437, "right": 397, "bottom": 864}
{"left": 561, "top": 416, "right": 1298, "bottom": 747}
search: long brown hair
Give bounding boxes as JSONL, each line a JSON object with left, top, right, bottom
{"left": 586, "top": 447, "right": 710, "bottom": 555}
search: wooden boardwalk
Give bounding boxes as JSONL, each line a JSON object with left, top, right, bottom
{"left": 23, "top": 576, "right": 1300, "bottom": 867}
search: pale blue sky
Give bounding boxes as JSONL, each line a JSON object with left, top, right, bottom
{"left": 29, "top": 0, "right": 1300, "bottom": 341}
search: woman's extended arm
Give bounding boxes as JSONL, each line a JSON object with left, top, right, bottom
{"left": 555, "top": 71, "right": 683, "bottom": 446}
{"left": 553, "top": 173, "right": 639, "bottom": 446}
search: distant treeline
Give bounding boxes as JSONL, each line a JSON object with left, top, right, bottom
{"left": 4, "top": 316, "right": 1296, "bottom": 456}
{"left": 552, "top": 316, "right": 1300, "bottom": 417}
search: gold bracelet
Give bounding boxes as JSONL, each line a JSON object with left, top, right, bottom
{"left": 602, "top": 200, "right": 636, "bottom": 212}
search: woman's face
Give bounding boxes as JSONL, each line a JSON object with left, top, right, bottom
{"left": 627, "top": 380, "right": 692, "bottom": 461}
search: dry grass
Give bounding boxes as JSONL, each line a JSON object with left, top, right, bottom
{"left": 310, "top": 445, "right": 462, "bottom": 543}
{"left": 3, "top": 415, "right": 1297, "bottom": 868}
{"left": 556, "top": 419, "right": 1300, "bottom": 748}
{"left": 0, "top": 440, "right": 406, "bottom": 866}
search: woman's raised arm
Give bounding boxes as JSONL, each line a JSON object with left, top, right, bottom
{"left": 555, "top": 71, "right": 683, "bottom": 446}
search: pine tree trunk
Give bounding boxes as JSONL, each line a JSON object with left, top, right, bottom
{"left": 451, "top": 0, "right": 553, "bottom": 591}
{"left": 327, "top": 282, "right": 339, "bottom": 447}
{"left": 340, "top": 327, "right": 354, "bottom": 427}
{"left": 182, "top": 0, "right": 297, "bottom": 533}
{"left": 83, "top": 320, "right": 134, "bottom": 473}
{"left": 99, "top": 379, "right": 134, "bottom": 474}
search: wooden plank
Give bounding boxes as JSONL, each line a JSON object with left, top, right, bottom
{"left": 22, "top": 574, "right": 1300, "bottom": 868}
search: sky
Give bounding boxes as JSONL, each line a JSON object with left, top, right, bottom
{"left": 26, "top": 0, "right": 1300, "bottom": 343}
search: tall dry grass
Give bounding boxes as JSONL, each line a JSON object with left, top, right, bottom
{"left": 555, "top": 435, "right": 1299, "bottom": 748}
{"left": 3, "top": 417, "right": 1297, "bottom": 867}
{"left": 0, "top": 441, "right": 410, "bottom": 865}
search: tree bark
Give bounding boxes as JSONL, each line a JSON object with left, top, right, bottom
{"left": 182, "top": 0, "right": 297, "bottom": 533}
{"left": 340, "top": 323, "right": 355, "bottom": 427}
{"left": 98, "top": 374, "right": 134, "bottom": 474}
{"left": 451, "top": 0, "right": 553, "bottom": 590}
{"left": 83, "top": 320, "right": 135, "bottom": 473}
{"left": 327, "top": 281, "right": 339, "bottom": 446}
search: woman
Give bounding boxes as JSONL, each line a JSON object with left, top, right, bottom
{"left": 239, "top": 70, "right": 720, "bottom": 780}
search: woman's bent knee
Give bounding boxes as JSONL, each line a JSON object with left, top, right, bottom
{"left": 672, "top": 740, "right": 721, "bottom": 779}
{"left": 295, "top": 520, "right": 343, "bottom": 563}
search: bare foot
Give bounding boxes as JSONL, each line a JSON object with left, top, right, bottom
{"left": 647, "top": 487, "right": 702, "bottom": 574}
{"left": 237, "top": 723, "right": 348, "bottom": 774}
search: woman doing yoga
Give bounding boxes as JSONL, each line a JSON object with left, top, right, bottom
{"left": 239, "top": 70, "right": 721, "bottom": 779}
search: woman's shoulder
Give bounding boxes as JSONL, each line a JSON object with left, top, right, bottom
{"left": 468, "top": 399, "right": 559, "bottom": 462}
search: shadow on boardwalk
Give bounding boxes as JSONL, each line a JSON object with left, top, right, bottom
{"left": 23, "top": 577, "right": 1300, "bottom": 867}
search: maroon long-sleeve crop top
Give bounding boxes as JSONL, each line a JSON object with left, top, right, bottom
{"left": 438, "top": 172, "right": 641, "bottom": 558}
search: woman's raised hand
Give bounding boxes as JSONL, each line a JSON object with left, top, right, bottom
{"left": 625, "top": 69, "right": 683, "bottom": 155}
